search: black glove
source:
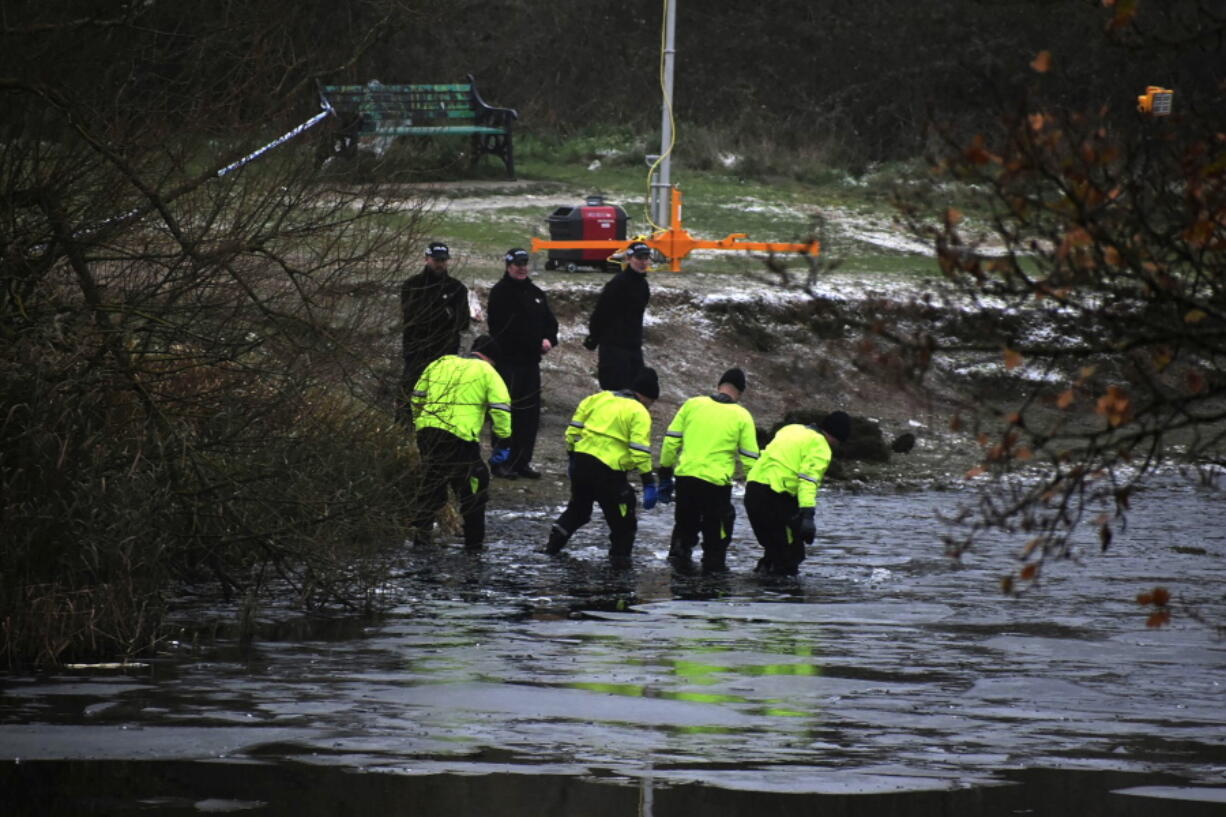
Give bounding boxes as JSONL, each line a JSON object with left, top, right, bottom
{"left": 582, "top": 335, "right": 598, "bottom": 351}
{"left": 657, "top": 467, "right": 674, "bottom": 504}
{"left": 794, "top": 507, "right": 816, "bottom": 545}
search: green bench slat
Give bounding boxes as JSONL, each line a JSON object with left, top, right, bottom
{"left": 323, "top": 84, "right": 472, "bottom": 94}
{"left": 329, "top": 93, "right": 474, "bottom": 102}
{"left": 364, "top": 125, "right": 505, "bottom": 135}
{"left": 359, "top": 110, "right": 479, "bottom": 120}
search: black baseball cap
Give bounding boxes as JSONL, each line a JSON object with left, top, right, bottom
{"left": 505, "top": 248, "right": 531, "bottom": 265}
{"left": 627, "top": 241, "right": 652, "bottom": 258}
{"left": 425, "top": 242, "right": 450, "bottom": 259}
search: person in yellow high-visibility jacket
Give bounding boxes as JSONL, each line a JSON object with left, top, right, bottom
{"left": 658, "top": 367, "right": 759, "bottom": 574}
{"left": 745, "top": 411, "right": 851, "bottom": 576}
{"left": 410, "top": 334, "right": 511, "bottom": 548}
{"left": 544, "top": 367, "right": 660, "bottom": 569}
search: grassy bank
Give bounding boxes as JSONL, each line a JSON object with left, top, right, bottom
{"left": 383, "top": 126, "right": 951, "bottom": 280}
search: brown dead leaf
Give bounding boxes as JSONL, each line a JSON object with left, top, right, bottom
{"left": 1137, "top": 586, "right": 1171, "bottom": 607}
{"left": 1095, "top": 385, "right": 1132, "bottom": 427}
{"left": 1030, "top": 50, "right": 1052, "bottom": 73}
{"left": 1187, "top": 370, "right": 1206, "bottom": 394}
{"left": 1146, "top": 610, "right": 1171, "bottom": 628}
{"left": 964, "top": 134, "right": 999, "bottom": 166}
{"left": 1108, "top": 0, "right": 1137, "bottom": 30}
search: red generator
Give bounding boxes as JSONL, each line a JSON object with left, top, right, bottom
{"left": 543, "top": 195, "right": 628, "bottom": 272}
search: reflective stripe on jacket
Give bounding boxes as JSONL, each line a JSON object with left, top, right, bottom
{"left": 565, "top": 390, "right": 653, "bottom": 475}
{"left": 659, "top": 394, "right": 759, "bottom": 486}
{"left": 412, "top": 354, "right": 511, "bottom": 442}
{"left": 746, "top": 423, "right": 832, "bottom": 508}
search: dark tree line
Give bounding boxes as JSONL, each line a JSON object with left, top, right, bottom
{"left": 360, "top": 0, "right": 1216, "bottom": 161}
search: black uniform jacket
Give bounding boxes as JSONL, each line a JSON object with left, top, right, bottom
{"left": 587, "top": 267, "right": 649, "bottom": 351}
{"left": 487, "top": 272, "right": 560, "bottom": 364}
{"left": 400, "top": 265, "right": 471, "bottom": 361}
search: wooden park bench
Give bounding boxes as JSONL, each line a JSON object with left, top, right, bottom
{"left": 318, "top": 75, "right": 519, "bottom": 177}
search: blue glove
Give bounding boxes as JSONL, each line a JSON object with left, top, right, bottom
{"left": 642, "top": 481, "right": 658, "bottom": 511}
{"left": 657, "top": 472, "right": 674, "bottom": 504}
{"left": 490, "top": 447, "right": 511, "bottom": 466}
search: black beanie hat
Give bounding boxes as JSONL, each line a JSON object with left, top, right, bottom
{"left": 819, "top": 410, "right": 852, "bottom": 444}
{"left": 718, "top": 367, "right": 747, "bottom": 393}
{"left": 471, "top": 334, "right": 500, "bottom": 361}
{"left": 632, "top": 367, "right": 660, "bottom": 400}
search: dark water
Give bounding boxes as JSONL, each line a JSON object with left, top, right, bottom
{"left": 2, "top": 476, "right": 1224, "bottom": 815}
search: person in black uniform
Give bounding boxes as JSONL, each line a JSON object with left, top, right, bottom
{"left": 486, "top": 248, "right": 559, "bottom": 479}
{"left": 583, "top": 240, "right": 651, "bottom": 390}
{"left": 399, "top": 241, "right": 471, "bottom": 423}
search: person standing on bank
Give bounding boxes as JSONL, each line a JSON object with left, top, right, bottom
{"left": 409, "top": 334, "right": 511, "bottom": 549}
{"left": 744, "top": 411, "right": 851, "bottom": 576}
{"left": 486, "top": 248, "right": 559, "bottom": 480}
{"left": 400, "top": 241, "right": 471, "bottom": 421}
{"left": 544, "top": 367, "right": 661, "bottom": 569}
{"left": 658, "top": 367, "right": 760, "bottom": 574}
{"left": 583, "top": 241, "right": 652, "bottom": 390}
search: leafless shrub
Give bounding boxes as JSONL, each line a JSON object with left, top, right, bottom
{"left": 1, "top": 3, "right": 439, "bottom": 666}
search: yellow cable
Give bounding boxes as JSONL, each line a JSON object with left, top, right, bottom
{"left": 644, "top": 0, "right": 677, "bottom": 233}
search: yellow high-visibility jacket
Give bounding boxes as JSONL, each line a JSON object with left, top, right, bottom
{"left": 746, "top": 423, "right": 832, "bottom": 509}
{"left": 565, "top": 390, "right": 653, "bottom": 475}
{"left": 660, "top": 394, "right": 759, "bottom": 486}
{"left": 412, "top": 354, "right": 511, "bottom": 442}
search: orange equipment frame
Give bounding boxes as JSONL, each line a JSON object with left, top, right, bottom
{"left": 529, "top": 186, "right": 820, "bottom": 272}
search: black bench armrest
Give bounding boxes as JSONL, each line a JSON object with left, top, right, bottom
{"left": 468, "top": 73, "right": 518, "bottom": 129}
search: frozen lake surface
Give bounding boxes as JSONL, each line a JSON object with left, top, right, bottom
{"left": 2, "top": 476, "right": 1224, "bottom": 815}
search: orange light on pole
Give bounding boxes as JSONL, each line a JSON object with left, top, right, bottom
{"left": 529, "top": 187, "right": 820, "bottom": 272}
{"left": 1137, "top": 86, "right": 1174, "bottom": 116}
